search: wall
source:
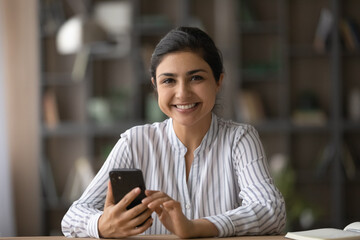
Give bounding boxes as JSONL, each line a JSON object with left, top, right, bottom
{"left": 0, "top": 0, "right": 41, "bottom": 236}
{"left": 0, "top": 5, "right": 16, "bottom": 237}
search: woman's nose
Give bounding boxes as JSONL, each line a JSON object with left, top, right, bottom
{"left": 175, "top": 82, "right": 192, "bottom": 98}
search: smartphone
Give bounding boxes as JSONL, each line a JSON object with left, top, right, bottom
{"left": 109, "top": 168, "right": 147, "bottom": 209}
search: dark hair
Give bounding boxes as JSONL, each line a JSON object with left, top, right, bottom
{"left": 150, "top": 26, "right": 224, "bottom": 87}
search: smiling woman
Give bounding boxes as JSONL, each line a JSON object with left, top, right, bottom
{"left": 61, "top": 27, "right": 286, "bottom": 239}
{"left": 154, "top": 51, "right": 222, "bottom": 136}
{"left": 154, "top": 51, "right": 223, "bottom": 182}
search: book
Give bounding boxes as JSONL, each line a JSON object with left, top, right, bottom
{"left": 292, "top": 109, "right": 327, "bottom": 126}
{"left": 285, "top": 222, "right": 360, "bottom": 240}
{"left": 237, "top": 90, "right": 265, "bottom": 124}
{"left": 340, "top": 19, "right": 360, "bottom": 51}
{"left": 43, "top": 88, "right": 59, "bottom": 128}
{"left": 340, "top": 19, "right": 357, "bottom": 51}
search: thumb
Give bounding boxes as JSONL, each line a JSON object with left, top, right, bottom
{"left": 104, "top": 180, "right": 115, "bottom": 208}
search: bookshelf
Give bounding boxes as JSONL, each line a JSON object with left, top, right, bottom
{"left": 234, "top": 0, "right": 360, "bottom": 231}
{"left": 38, "top": 0, "right": 360, "bottom": 235}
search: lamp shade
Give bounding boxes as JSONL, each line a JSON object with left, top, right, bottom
{"left": 56, "top": 15, "right": 106, "bottom": 55}
{"left": 56, "top": 16, "right": 82, "bottom": 54}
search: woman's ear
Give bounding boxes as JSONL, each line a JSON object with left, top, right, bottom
{"left": 151, "top": 77, "right": 157, "bottom": 89}
{"left": 216, "top": 73, "right": 224, "bottom": 92}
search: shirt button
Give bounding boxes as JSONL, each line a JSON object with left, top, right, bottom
{"left": 185, "top": 203, "right": 191, "bottom": 209}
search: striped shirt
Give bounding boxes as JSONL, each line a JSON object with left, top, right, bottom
{"left": 61, "top": 113, "right": 286, "bottom": 238}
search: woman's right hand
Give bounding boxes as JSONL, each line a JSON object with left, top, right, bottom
{"left": 98, "top": 181, "right": 153, "bottom": 238}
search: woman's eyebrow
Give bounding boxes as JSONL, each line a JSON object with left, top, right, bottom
{"left": 157, "top": 72, "right": 176, "bottom": 79}
{"left": 157, "top": 69, "right": 207, "bottom": 79}
{"left": 186, "top": 69, "right": 207, "bottom": 75}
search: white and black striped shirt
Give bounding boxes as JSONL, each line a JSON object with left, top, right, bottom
{"left": 61, "top": 113, "right": 286, "bottom": 238}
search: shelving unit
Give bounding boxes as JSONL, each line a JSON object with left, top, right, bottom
{"left": 234, "top": 0, "right": 360, "bottom": 231}
{"left": 37, "top": 0, "right": 360, "bottom": 235}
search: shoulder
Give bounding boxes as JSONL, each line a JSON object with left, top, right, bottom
{"left": 120, "top": 119, "right": 170, "bottom": 141}
{"left": 216, "top": 116, "right": 259, "bottom": 140}
{"left": 215, "top": 118, "right": 266, "bottom": 166}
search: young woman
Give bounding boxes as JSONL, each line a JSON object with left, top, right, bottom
{"left": 61, "top": 26, "right": 286, "bottom": 238}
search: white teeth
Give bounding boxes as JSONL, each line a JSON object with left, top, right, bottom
{"left": 176, "top": 103, "right": 196, "bottom": 109}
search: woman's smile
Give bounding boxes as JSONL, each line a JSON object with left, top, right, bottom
{"left": 174, "top": 103, "right": 198, "bottom": 110}
{"left": 175, "top": 103, "right": 196, "bottom": 109}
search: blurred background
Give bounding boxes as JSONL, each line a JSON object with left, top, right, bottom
{"left": 0, "top": 0, "right": 359, "bottom": 237}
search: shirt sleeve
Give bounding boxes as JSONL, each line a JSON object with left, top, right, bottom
{"left": 204, "top": 125, "right": 286, "bottom": 237}
{"left": 61, "top": 136, "right": 132, "bottom": 238}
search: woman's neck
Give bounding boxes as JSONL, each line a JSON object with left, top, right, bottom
{"left": 173, "top": 115, "right": 212, "bottom": 182}
{"left": 172, "top": 115, "right": 212, "bottom": 151}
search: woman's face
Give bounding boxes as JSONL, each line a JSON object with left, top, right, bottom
{"left": 153, "top": 51, "right": 223, "bottom": 129}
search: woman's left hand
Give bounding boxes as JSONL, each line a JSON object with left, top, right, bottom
{"left": 142, "top": 190, "right": 193, "bottom": 238}
{"left": 142, "top": 190, "right": 218, "bottom": 238}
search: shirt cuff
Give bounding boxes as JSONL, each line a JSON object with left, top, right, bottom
{"left": 87, "top": 212, "right": 102, "bottom": 238}
{"left": 204, "top": 214, "right": 235, "bottom": 237}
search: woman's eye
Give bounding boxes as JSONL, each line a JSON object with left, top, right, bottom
{"left": 191, "top": 75, "right": 204, "bottom": 81}
{"left": 162, "top": 78, "right": 175, "bottom": 84}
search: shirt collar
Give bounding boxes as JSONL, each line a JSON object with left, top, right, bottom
{"left": 167, "top": 113, "right": 219, "bottom": 154}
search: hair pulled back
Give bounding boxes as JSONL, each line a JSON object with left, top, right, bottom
{"left": 150, "top": 26, "right": 224, "bottom": 86}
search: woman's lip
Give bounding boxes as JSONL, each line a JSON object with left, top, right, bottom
{"left": 175, "top": 103, "right": 197, "bottom": 110}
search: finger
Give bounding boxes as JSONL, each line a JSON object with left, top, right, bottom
{"left": 127, "top": 200, "right": 151, "bottom": 219}
{"left": 163, "top": 200, "right": 181, "bottom": 211}
{"left": 130, "top": 208, "right": 153, "bottom": 228}
{"left": 154, "top": 206, "right": 163, "bottom": 215}
{"left": 145, "top": 190, "right": 158, "bottom": 196}
{"left": 104, "top": 180, "right": 115, "bottom": 208}
{"left": 128, "top": 216, "right": 153, "bottom": 236}
{"left": 116, "top": 187, "right": 141, "bottom": 211}
{"left": 142, "top": 191, "right": 168, "bottom": 205}
{"left": 146, "top": 196, "right": 172, "bottom": 210}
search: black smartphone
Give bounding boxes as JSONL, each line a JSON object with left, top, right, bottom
{"left": 109, "top": 168, "right": 147, "bottom": 209}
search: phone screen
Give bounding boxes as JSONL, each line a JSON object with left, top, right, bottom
{"left": 109, "top": 168, "right": 147, "bottom": 209}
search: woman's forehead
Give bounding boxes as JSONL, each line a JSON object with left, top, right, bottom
{"left": 156, "top": 51, "right": 209, "bottom": 74}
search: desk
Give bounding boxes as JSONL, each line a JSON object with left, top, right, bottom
{"left": 1, "top": 234, "right": 286, "bottom": 240}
